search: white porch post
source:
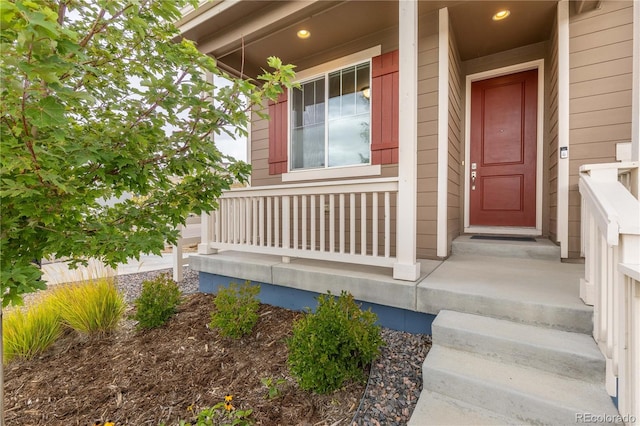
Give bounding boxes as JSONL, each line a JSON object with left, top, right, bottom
{"left": 393, "top": 0, "right": 421, "bottom": 281}
{"left": 557, "top": 0, "right": 570, "bottom": 258}
{"left": 437, "top": 7, "right": 449, "bottom": 258}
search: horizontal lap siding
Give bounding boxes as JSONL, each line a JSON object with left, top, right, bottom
{"left": 547, "top": 13, "right": 559, "bottom": 243}
{"left": 417, "top": 11, "right": 439, "bottom": 259}
{"left": 568, "top": 1, "right": 633, "bottom": 257}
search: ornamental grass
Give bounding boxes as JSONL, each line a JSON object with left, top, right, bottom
{"left": 49, "top": 278, "right": 125, "bottom": 336}
{"left": 3, "top": 299, "right": 62, "bottom": 364}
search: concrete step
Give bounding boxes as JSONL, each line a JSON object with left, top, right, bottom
{"left": 417, "top": 255, "right": 592, "bottom": 334}
{"left": 408, "top": 390, "right": 516, "bottom": 426}
{"left": 433, "top": 310, "right": 605, "bottom": 383}
{"left": 421, "top": 345, "right": 620, "bottom": 425}
{"left": 452, "top": 235, "right": 561, "bottom": 260}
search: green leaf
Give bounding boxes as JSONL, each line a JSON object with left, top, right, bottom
{"left": 24, "top": 96, "right": 65, "bottom": 128}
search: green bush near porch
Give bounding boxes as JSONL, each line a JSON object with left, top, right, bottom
{"left": 287, "top": 291, "right": 383, "bottom": 394}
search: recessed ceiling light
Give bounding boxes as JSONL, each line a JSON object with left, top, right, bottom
{"left": 297, "top": 29, "right": 311, "bottom": 39}
{"left": 492, "top": 10, "right": 510, "bottom": 21}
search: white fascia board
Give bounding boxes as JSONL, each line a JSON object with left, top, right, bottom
{"left": 196, "top": 1, "right": 322, "bottom": 56}
{"left": 177, "top": 1, "right": 232, "bottom": 34}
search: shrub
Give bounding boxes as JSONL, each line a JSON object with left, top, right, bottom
{"left": 132, "top": 274, "right": 182, "bottom": 329}
{"left": 50, "top": 278, "right": 125, "bottom": 335}
{"left": 209, "top": 281, "right": 260, "bottom": 338}
{"left": 287, "top": 291, "right": 383, "bottom": 394}
{"left": 3, "top": 301, "right": 62, "bottom": 363}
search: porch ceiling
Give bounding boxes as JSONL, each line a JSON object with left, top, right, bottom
{"left": 179, "top": 1, "right": 558, "bottom": 78}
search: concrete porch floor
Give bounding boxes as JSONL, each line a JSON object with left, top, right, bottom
{"left": 190, "top": 248, "right": 589, "bottom": 334}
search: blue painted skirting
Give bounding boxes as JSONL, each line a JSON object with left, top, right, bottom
{"left": 200, "top": 272, "right": 434, "bottom": 335}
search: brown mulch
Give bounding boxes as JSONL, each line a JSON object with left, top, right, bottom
{"left": 3, "top": 293, "right": 365, "bottom": 425}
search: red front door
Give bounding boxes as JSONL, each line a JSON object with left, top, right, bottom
{"left": 469, "top": 69, "right": 537, "bottom": 227}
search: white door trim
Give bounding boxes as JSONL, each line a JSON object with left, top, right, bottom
{"left": 463, "top": 59, "right": 545, "bottom": 235}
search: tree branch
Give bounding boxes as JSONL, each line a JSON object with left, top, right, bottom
{"left": 57, "top": 1, "right": 67, "bottom": 25}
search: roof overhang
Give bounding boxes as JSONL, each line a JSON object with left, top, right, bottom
{"left": 178, "top": 1, "right": 559, "bottom": 78}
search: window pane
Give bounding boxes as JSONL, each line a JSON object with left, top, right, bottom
{"left": 328, "top": 114, "right": 370, "bottom": 167}
{"left": 291, "top": 77, "right": 325, "bottom": 170}
{"left": 356, "top": 64, "right": 370, "bottom": 114}
{"left": 327, "top": 62, "right": 370, "bottom": 167}
{"left": 328, "top": 70, "right": 341, "bottom": 118}
{"left": 292, "top": 124, "right": 324, "bottom": 169}
{"left": 315, "top": 78, "right": 325, "bottom": 124}
{"left": 292, "top": 87, "right": 303, "bottom": 128}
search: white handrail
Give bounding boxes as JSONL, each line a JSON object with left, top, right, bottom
{"left": 579, "top": 161, "right": 639, "bottom": 420}
{"left": 198, "top": 177, "right": 399, "bottom": 268}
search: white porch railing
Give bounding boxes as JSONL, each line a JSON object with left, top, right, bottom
{"left": 579, "top": 161, "right": 640, "bottom": 420}
{"left": 198, "top": 177, "right": 399, "bottom": 268}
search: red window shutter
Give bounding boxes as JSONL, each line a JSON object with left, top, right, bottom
{"left": 268, "top": 92, "right": 288, "bottom": 175}
{"left": 371, "top": 50, "right": 399, "bottom": 165}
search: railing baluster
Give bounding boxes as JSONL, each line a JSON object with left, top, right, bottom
{"left": 267, "top": 197, "right": 272, "bottom": 247}
{"left": 350, "top": 193, "right": 356, "bottom": 255}
{"left": 282, "top": 196, "right": 290, "bottom": 249}
{"left": 339, "top": 193, "right": 345, "bottom": 254}
{"left": 259, "top": 197, "right": 265, "bottom": 246}
{"left": 293, "top": 196, "right": 299, "bottom": 250}
{"left": 311, "top": 195, "right": 316, "bottom": 251}
{"left": 239, "top": 199, "right": 243, "bottom": 244}
{"left": 214, "top": 209, "right": 221, "bottom": 243}
{"left": 372, "top": 192, "right": 379, "bottom": 257}
{"left": 320, "top": 194, "right": 325, "bottom": 252}
{"left": 245, "top": 197, "right": 251, "bottom": 244}
{"left": 361, "top": 193, "right": 367, "bottom": 255}
{"left": 274, "top": 197, "right": 280, "bottom": 248}
{"left": 302, "top": 196, "right": 307, "bottom": 251}
{"left": 252, "top": 198, "right": 258, "bottom": 246}
{"left": 384, "top": 191, "right": 390, "bottom": 258}
{"left": 224, "top": 199, "right": 230, "bottom": 243}
{"left": 329, "top": 194, "right": 335, "bottom": 253}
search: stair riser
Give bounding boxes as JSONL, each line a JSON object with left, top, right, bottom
{"left": 420, "top": 290, "right": 593, "bottom": 334}
{"left": 423, "top": 360, "right": 620, "bottom": 425}
{"left": 451, "top": 240, "right": 560, "bottom": 260}
{"left": 433, "top": 323, "right": 605, "bottom": 383}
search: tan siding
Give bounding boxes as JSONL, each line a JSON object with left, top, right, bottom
{"left": 568, "top": 1, "right": 633, "bottom": 257}
{"left": 417, "top": 10, "right": 439, "bottom": 259}
{"left": 447, "top": 21, "right": 463, "bottom": 254}
{"left": 546, "top": 13, "right": 559, "bottom": 243}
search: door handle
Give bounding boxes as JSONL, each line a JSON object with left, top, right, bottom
{"left": 471, "top": 171, "right": 476, "bottom": 191}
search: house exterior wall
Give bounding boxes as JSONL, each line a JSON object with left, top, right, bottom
{"left": 447, "top": 22, "right": 463, "bottom": 251}
{"left": 416, "top": 11, "right": 440, "bottom": 259}
{"left": 568, "top": 1, "right": 634, "bottom": 257}
{"left": 546, "top": 13, "right": 560, "bottom": 244}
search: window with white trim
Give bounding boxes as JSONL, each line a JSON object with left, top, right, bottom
{"left": 290, "top": 61, "right": 371, "bottom": 170}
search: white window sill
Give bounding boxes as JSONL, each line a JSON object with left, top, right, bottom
{"left": 281, "top": 165, "right": 382, "bottom": 182}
